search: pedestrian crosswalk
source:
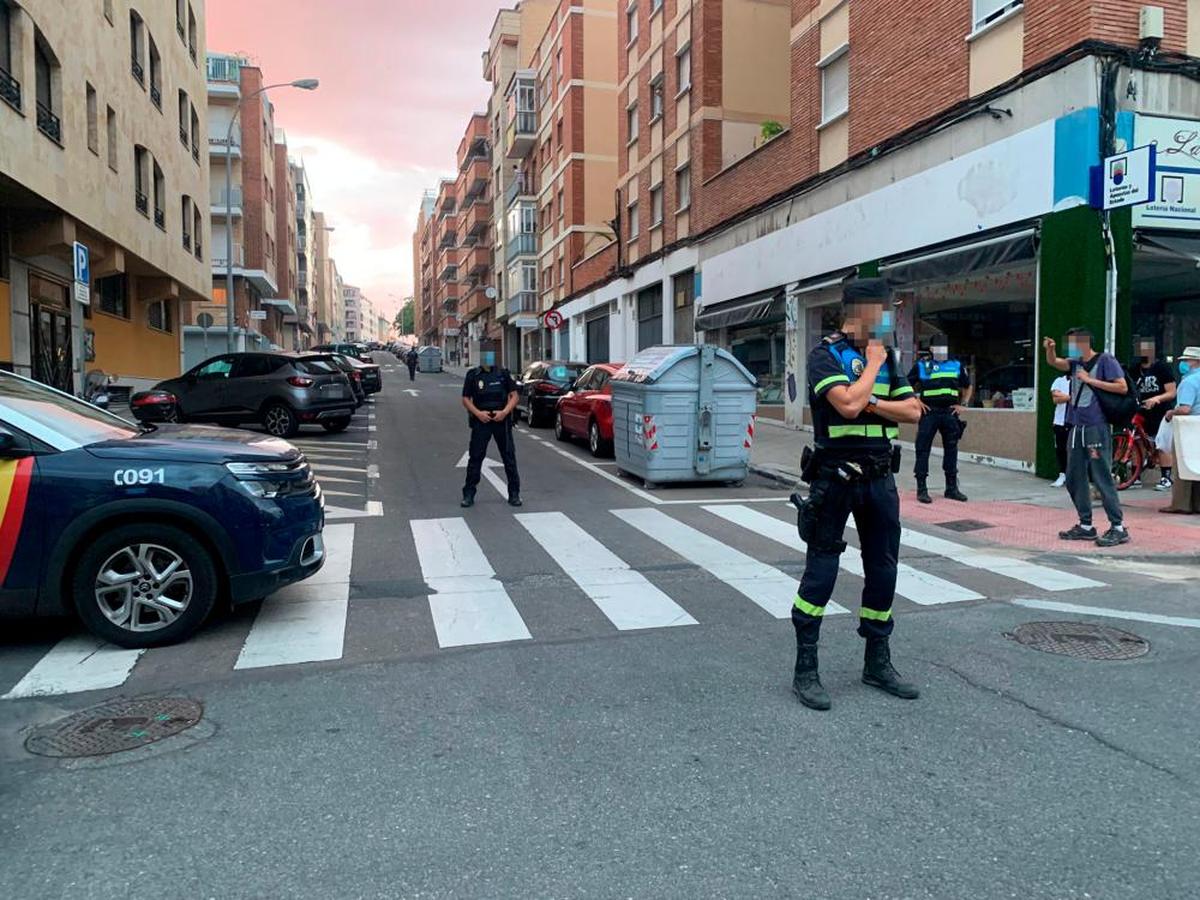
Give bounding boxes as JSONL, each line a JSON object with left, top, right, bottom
{"left": 1, "top": 503, "right": 1112, "bottom": 701}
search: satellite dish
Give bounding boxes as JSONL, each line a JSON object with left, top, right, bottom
{"left": 485, "top": 287, "right": 498, "bottom": 299}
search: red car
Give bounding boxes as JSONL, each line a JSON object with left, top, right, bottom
{"left": 554, "top": 363, "right": 623, "bottom": 457}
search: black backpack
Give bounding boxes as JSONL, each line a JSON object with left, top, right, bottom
{"left": 1084, "top": 354, "right": 1140, "bottom": 427}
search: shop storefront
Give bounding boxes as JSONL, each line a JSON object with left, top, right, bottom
{"left": 695, "top": 287, "right": 787, "bottom": 418}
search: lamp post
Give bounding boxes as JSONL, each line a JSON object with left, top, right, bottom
{"left": 225, "top": 77, "right": 319, "bottom": 352}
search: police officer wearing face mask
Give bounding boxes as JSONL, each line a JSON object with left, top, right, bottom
{"left": 461, "top": 341, "right": 522, "bottom": 508}
{"left": 908, "top": 334, "right": 972, "bottom": 504}
{"left": 790, "top": 279, "right": 924, "bottom": 711}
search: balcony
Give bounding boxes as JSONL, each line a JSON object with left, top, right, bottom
{"left": 504, "top": 173, "right": 533, "bottom": 210}
{"left": 154, "top": 207, "right": 166, "bottom": 230}
{"left": 508, "top": 290, "right": 538, "bottom": 314}
{"left": 457, "top": 113, "right": 491, "bottom": 170}
{"left": 466, "top": 244, "right": 490, "bottom": 277}
{"left": 437, "top": 217, "right": 458, "bottom": 250}
{"left": 135, "top": 190, "right": 149, "bottom": 216}
{"left": 504, "top": 72, "right": 538, "bottom": 160}
{"left": 504, "top": 232, "right": 538, "bottom": 264}
{"left": 208, "top": 124, "right": 242, "bottom": 157}
{"left": 179, "top": 126, "right": 190, "bottom": 148}
{"left": 211, "top": 186, "right": 244, "bottom": 216}
{"left": 206, "top": 56, "right": 241, "bottom": 98}
{"left": 439, "top": 263, "right": 459, "bottom": 284}
{"left": 213, "top": 244, "right": 245, "bottom": 268}
{"left": 461, "top": 199, "right": 491, "bottom": 241}
{"left": 150, "top": 83, "right": 162, "bottom": 110}
{"left": 0, "top": 67, "right": 21, "bottom": 113}
{"left": 461, "top": 281, "right": 492, "bottom": 321}
{"left": 132, "top": 56, "right": 145, "bottom": 86}
{"left": 36, "top": 102, "right": 61, "bottom": 144}
{"left": 461, "top": 157, "right": 489, "bottom": 202}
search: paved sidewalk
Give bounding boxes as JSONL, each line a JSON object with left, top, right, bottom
{"left": 750, "top": 418, "right": 1200, "bottom": 560}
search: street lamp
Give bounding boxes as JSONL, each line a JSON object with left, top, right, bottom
{"left": 224, "top": 77, "right": 319, "bottom": 352}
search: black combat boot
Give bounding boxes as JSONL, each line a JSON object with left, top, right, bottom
{"left": 507, "top": 494, "right": 523, "bottom": 507}
{"left": 460, "top": 489, "right": 476, "bottom": 508}
{"left": 862, "top": 637, "right": 920, "bottom": 700}
{"left": 944, "top": 474, "right": 968, "bottom": 502}
{"left": 916, "top": 477, "right": 932, "bottom": 504}
{"left": 792, "top": 640, "right": 831, "bottom": 711}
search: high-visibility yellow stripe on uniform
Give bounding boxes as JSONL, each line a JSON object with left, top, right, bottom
{"left": 859, "top": 607, "right": 893, "bottom": 622}
{"left": 828, "top": 424, "right": 898, "bottom": 439}
{"left": 814, "top": 374, "right": 850, "bottom": 394}
{"left": 891, "top": 385, "right": 915, "bottom": 397}
{"left": 794, "top": 596, "right": 825, "bottom": 617}
{"left": 928, "top": 370, "right": 961, "bottom": 379}
{"left": 871, "top": 383, "right": 891, "bottom": 397}
{"left": 922, "top": 387, "right": 959, "bottom": 398}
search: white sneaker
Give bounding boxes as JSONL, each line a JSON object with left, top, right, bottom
{"left": 1155, "top": 476, "right": 1173, "bottom": 492}
{"left": 1051, "top": 473, "right": 1066, "bottom": 487}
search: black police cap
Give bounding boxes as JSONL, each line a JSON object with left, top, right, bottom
{"left": 843, "top": 278, "right": 892, "bottom": 304}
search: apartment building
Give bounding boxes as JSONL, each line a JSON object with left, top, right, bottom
{"left": 311, "top": 208, "right": 334, "bottom": 340}
{"left": 502, "top": 0, "right": 618, "bottom": 364}
{"left": 413, "top": 189, "right": 436, "bottom": 344}
{"left": 0, "top": 0, "right": 208, "bottom": 394}
{"left": 455, "top": 113, "right": 494, "bottom": 365}
{"left": 484, "top": 0, "right": 556, "bottom": 369}
{"left": 292, "top": 160, "right": 317, "bottom": 341}
{"left": 342, "top": 283, "right": 374, "bottom": 343}
{"left": 270, "top": 132, "right": 301, "bottom": 349}
{"left": 432, "top": 178, "right": 460, "bottom": 362}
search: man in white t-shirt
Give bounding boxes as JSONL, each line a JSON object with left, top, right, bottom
{"left": 1050, "top": 374, "right": 1070, "bottom": 487}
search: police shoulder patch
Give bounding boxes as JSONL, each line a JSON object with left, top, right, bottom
{"left": 851, "top": 358, "right": 864, "bottom": 376}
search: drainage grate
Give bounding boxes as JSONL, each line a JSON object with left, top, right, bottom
{"left": 25, "top": 696, "right": 203, "bottom": 758}
{"left": 1004, "top": 621, "right": 1149, "bottom": 660}
{"left": 934, "top": 519, "right": 994, "bottom": 532}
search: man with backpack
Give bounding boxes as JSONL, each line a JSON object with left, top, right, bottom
{"left": 1043, "top": 328, "right": 1131, "bottom": 547}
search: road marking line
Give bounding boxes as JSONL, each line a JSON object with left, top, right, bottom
{"left": 516, "top": 512, "right": 697, "bottom": 630}
{"left": 367, "top": 464, "right": 380, "bottom": 479}
{"left": 613, "top": 508, "right": 847, "bottom": 618}
{"left": 325, "top": 504, "right": 384, "bottom": 520}
{"left": 308, "top": 464, "right": 369, "bottom": 474}
{"left": 705, "top": 504, "right": 982, "bottom": 606}
{"left": 367, "top": 440, "right": 378, "bottom": 450}
{"left": 454, "top": 451, "right": 511, "bottom": 498}
{"left": 321, "top": 489, "right": 364, "bottom": 498}
{"left": 1012, "top": 598, "right": 1200, "bottom": 629}
{"left": 234, "top": 524, "right": 355, "bottom": 670}
{"left": 411, "top": 518, "right": 532, "bottom": 648}
{"left": 2, "top": 636, "right": 144, "bottom": 699}
{"left": 313, "top": 475, "right": 360, "bottom": 485}
{"left": 291, "top": 440, "right": 368, "bottom": 449}
{"left": 538, "top": 444, "right": 661, "bottom": 504}
{"left": 887, "top": 528, "right": 1105, "bottom": 592}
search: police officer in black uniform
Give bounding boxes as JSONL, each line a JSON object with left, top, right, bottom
{"left": 460, "top": 341, "right": 522, "bottom": 508}
{"left": 907, "top": 334, "right": 971, "bottom": 504}
{"left": 791, "top": 279, "right": 923, "bottom": 711}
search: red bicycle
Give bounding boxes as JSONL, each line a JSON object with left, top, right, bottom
{"left": 1111, "top": 411, "right": 1157, "bottom": 490}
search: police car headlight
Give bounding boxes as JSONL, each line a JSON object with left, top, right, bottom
{"left": 233, "top": 479, "right": 287, "bottom": 499}
{"left": 226, "top": 461, "right": 297, "bottom": 476}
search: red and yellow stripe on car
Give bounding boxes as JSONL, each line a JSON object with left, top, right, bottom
{"left": 0, "top": 458, "right": 34, "bottom": 585}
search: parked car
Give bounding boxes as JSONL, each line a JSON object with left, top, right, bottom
{"left": 129, "top": 388, "right": 181, "bottom": 423}
{"left": 326, "top": 355, "right": 367, "bottom": 407}
{"left": 554, "top": 363, "right": 623, "bottom": 456}
{"left": 139, "top": 352, "right": 357, "bottom": 438}
{"left": 341, "top": 354, "right": 382, "bottom": 394}
{"left": 0, "top": 370, "right": 325, "bottom": 648}
{"left": 516, "top": 361, "right": 587, "bottom": 427}
{"left": 314, "top": 342, "right": 374, "bottom": 364}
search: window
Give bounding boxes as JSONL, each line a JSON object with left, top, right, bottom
{"left": 676, "top": 45, "right": 691, "bottom": 94}
{"left": 556, "top": 48, "right": 563, "bottom": 82}
{"left": 233, "top": 355, "right": 280, "bottom": 378}
{"left": 193, "top": 206, "right": 203, "bottom": 259}
{"left": 190, "top": 105, "right": 199, "bottom": 160}
{"left": 676, "top": 164, "right": 691, "bottom": 211}
{"left": 134, "top": 145, "right": 148, "bottom": 213}
{"left": 106, "top": 106, "right": 118, "bottom": 171}
{"left": 557, "top": 188, "right": 564, "bottom": 226}
{"left": 187, "top": 6, "right": 197, "bottom": 63}
{"left": 558, "top": 259, "right": 565, "bottom": 286}
{"left": 86, "top": 83, "right": 98, "bottom": 154}
{"left": 673, "top": 269, "right": 695, "bottom": 340}
{"left": 973, "top": 0, "right": 1022, "bottom": 31}
{"left": 193, "top": 357, "right": 234, "bottom": 380}
{"left": 96, "top": 275, "right": 129, "bottom": 318}
{"left": 178, "top": 89, "right": 189, "bottom": 147}
{"left": 147, "top": 299, "right": 174, "bottom": 333}
{"left": 152, "top": 161, "right": 165, "bottom": 229}
{"left": 104, "top": 0, "right": 113, "bottom": 25}
{"left": 626, "top": 2, "right": 638, "bottom": 45}
{"left": 627, "top": 102, "right": 638, "bottom": 145}
{"left": 628, "top": 200, "right": 639, "bottom": 241}
{"left": 820, "top": 46, "right": 849, "bottom": 125}
{"left": 176, "top": 0, "right": 186, "bottom": 40}
{"left": 650, "top": 185, "right": 663, "bottom": 227}
{"left": 148, "top": 35, "right": 161, "bottom": 109}
{"left": 556, "top": 117, "right": 563, "bottom": 149}
{"left": 650, "top": 76, "right": 664, "bottom": 121}
{"left": 1, "top": 2, "right": 13, "bottom": 83}
{"left": 181, "top": 195, "right": 192, "bottom": 250}
{"left": 637, "top": 285, "right": 663, "bottom": 350}
{"left": 129, "top": 11, "right": 144, "bottom": 86}
{"left": 34, "top": 33, "right": 60, "bottom": 144}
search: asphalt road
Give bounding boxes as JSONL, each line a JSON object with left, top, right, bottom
{"left": 1, "top": 355, "right": 1198, "bottom": 899}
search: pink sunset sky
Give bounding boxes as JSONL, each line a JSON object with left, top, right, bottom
{"left": 208, "top": 0, "right": 505, "bottom": 322}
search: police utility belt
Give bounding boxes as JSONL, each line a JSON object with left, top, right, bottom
{"left": 798, "top": 444, "right": 900, "bottom": 485}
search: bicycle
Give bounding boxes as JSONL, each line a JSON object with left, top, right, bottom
{"left": 1111, "top": 411, "right": 1157, "bottom": 490}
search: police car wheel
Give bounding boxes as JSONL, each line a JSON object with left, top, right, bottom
{"left": 72, "top": 524, "right": 218, "bottom": 649}
{"left": 322, "top": 416, "right": 351, "bottom": 433}
{"left": 263, "top": 403, "right": 300, "bottom": 438}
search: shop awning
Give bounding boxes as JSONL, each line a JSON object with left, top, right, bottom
{"left": 694, "top": 288, "right": 783, "bottom": 332}
{"left": 880, "top": 227, "right": 1036, "bottom": 285}
{"left": 1137, "top": 232, "right": 1200, "bottom": 263}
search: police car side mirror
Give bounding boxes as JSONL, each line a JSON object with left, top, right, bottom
{"left": 0, "top": 429, "right": 30, "bottom": 458}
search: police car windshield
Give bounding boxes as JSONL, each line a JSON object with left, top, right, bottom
{"left": 0, "top": 375, "right": 138, "bottom": 448}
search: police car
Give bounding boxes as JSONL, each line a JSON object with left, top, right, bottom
{"left": 0, "top": 371, "right": 325, "bottom": 648}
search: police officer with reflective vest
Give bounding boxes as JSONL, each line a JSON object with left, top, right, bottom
{"left": 907, "top": 334, "right": 972, "bottom": 504}
{"left": 791, "top": 279, "right": 923, "bottom": 711}
{"left": 461, "top": 341, "right": 522, "bottom": 508}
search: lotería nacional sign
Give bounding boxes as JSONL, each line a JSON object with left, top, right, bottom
{"left": 1134, "top": 115, "right": 1200, "bottom": 230}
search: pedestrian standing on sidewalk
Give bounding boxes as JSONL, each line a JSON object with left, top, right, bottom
{"left": 1050, "top": 373, "right": 1071, "bottom": 487}
{"left": 405, "top": 348, "right": 418, "bottom": 381}
{"left": 790, "top": 279, "right": 923, "bottom": 711}
{"left": 907, "top": 334, "right": 972, "bottom": 503}
{"left": 1128, "top": 337, "right": 1176, "bottom": 490}
{"left": 1155, "top": 346, "right": 1200, "bottom": 514}
{"left": 1043, "top": 328, "right": 1130, "bottom": 547}
{"left": 460, "top": 340, "right": 522, "bottom": 509}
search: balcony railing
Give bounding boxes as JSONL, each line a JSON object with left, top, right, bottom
{"left": 504, "top": 232, "right": 538, "bottom": 264}
{"left": 213, "top": 245, "right": 245, "bottom": 268}
{"left": 183, "top": 232, "right": 192, "bottom": 252}
{"left": 132, "top": 57, "right": 145, "bottom": 85}
{"left": 206, "top": 56, "right": 241, "bottom": 84}
{"left": 178, "top": 21, "right": 186, "bottom": 41}
{"left": 0, "top": 67, "right": 20, "bottom": 113}
{"left": 179, "top": 126, "right": 190, "bottom": 148}
{"left": 135, "top": 191, "right": 149, "bottom": 215}
{"left": 504, "top": 174, "right": 532, "bottom": 210}
{"left": 508, "top": 290, "right": 538, "bottom": 314}
{"left": 208, "top": 124, "right": 242, "bottom": 150}
{"left": 150, "top": 84, "right": 162, "bottom": 109}
{"left": 154, "top": 207, "right": 166, "bottom": 230}
{"left": 192, "top": 141, "right": 200, "bottom": 162}
{"left": 36, "top": 102, "right": 61, "bottom": 144}
{"left": 211, "top": 186, "right": 244, "bottom": 208}
{"left": 195, "top": 240, "right": 203, "bottom": 260}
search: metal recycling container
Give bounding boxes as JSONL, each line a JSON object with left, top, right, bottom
{"left": 417, "top": 346, "right": 443, "bottom": 373}
{"left": 610, "top": 344, "right": 759, "bottom": 485}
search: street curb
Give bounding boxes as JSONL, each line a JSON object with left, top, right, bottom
{"left": 749, "top": 464, "right": 800, "bottom": 488}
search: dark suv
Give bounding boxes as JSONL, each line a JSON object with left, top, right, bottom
{"left": 143, "top": 352, "right": 356, "bottom": 437}
{"left": 314, "top": 342, "right": 374, "bottom": 364}
{"left": 516, "top": 361, "right": 587, "bottom": 427}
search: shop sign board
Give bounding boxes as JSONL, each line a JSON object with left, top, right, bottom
{"left": 1093, "top": 144, "right": 1156, "bottom": 210}
{"left": 1134, "top": 115, "right": 1200, "bottom": 231}
{"left": 248, "top": 310, "right": 267, "bottom": 321}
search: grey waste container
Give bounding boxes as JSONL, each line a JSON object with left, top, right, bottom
{"left": 417, "top": 346, "right": 443, "bottom": 373}
{"left": 611, "top": 345, "right": 758, "bottom": 486}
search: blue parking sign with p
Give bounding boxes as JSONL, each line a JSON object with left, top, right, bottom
{"left": 73, "top": 241, "right": 89, "bottom": 285}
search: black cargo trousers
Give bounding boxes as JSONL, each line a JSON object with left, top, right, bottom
{"left": 793, "top": 465, "right": 900, "bottom": 642}
{"left": 464, "top": 416, "right": 520, "bottom": 497}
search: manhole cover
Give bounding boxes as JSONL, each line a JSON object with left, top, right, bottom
{"left": 1004, "top": 621, "right": 1149, "bottom": 660}
{"left": 25, "top": 696, "right": 203, "bottom": 758}
{"left": 935, "top": 519, "right": 994, "bottom": 532}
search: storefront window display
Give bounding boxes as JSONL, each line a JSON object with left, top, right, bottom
{"left": 729, "top": 323, "right": 785, "bottom": 406}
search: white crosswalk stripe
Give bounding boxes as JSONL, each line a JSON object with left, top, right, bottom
{"left": 2, "top": 636, "right": 143, "bottom": 699}
{"left": 612, "top": 507, "right": 849, "bottom": 618}
{"left": 517, "top": 512, "right": 697, "bottom": 630}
